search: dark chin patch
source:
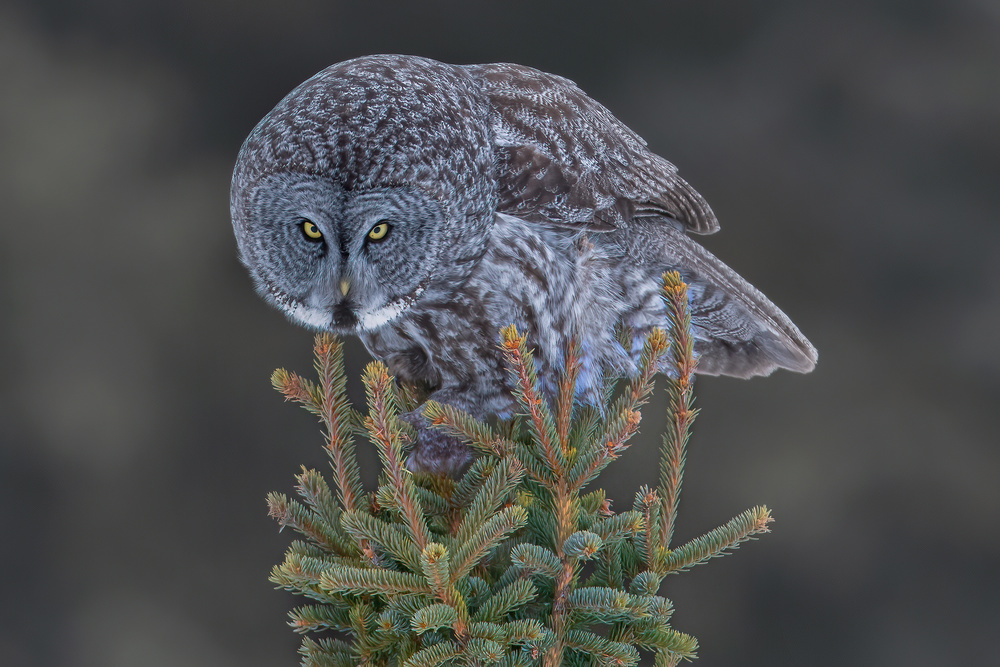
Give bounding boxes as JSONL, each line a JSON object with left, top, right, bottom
{"left": 331, "top": 302, "right": 359, "bottom": 329}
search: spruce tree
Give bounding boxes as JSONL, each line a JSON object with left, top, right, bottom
{"left": 267, "top": 273, "right": 773, "bottom": 666}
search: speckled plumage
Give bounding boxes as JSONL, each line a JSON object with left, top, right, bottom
{"left": 231, "top": 55, "right": 817, "bottom": 473}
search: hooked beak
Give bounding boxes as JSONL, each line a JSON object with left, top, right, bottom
{"left": 339, "top": 279, "right": 350, "bottom": 296}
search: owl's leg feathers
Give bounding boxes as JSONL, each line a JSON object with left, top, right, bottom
{"left": 404, "top": 420, "right": 474, "bottom": 476}
{"left": 399, "top": 391, "right": 477, "bottom": 477}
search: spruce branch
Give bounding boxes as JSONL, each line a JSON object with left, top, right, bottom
{"left": 450, "top": 504, "right": 528, "bottom": 582}
{"left": 451, "top": 457, "right": 496, "bottom": 508}
{"left": 568, "top": 329, "right": 667, "bottom": 492}
{"left": 403, "top": 640, "right": 463, "bottom": 667}
{"left": 555, "top": 340, "right": 583, "bottom": 455}
{"left": 422, "top": 400, "right": 514, "bottom": 458}
{"left": 500, "top": 618, "right": 549, "bottom": 645}
{"left": 313, "top": 334, "right": 366, "bottom": 513}
{"left": 453, "top": 457, "right": 525, "bottom": 547}
{"left": 362, "top": 361, "right": 432, "bottom": 552}
{"left": 319, "top": 566, "right": 430, "bottom": 597}
{"left": 472, "top": 578, "right": 537, "bottom": 623}
{"left": 271, "top": 367, "right": 323, "bottom": 415}
{"left": 266, "top": 491, "right": 350, "bottom": 557}
{"left": 659, "top": 506, "right": 773, "bottom": 575}
{"left": 590, "top": 511, "right": 644, "bottom": 545}
{"left": 566, "top": 587, "right": 655, "bottom": 623}
{"left": 564, "top": 628, "right": 640, "bottom": 666}
{"left": 411, "top": 603, "right": 460, "bottom": 635}
{"left": 500, "top": 324, "right": 564, "bottom": 478}
{"left": 298, "top": 636, "right": 356, "bottom": 667}
{"left": 633, "top": 486, "right": 663, "bottom": 572}
{"left": 340, "top": 510, "right": 424, "bottom": 573}
{"left": 659, "top": 271, "right": 699, "bottom": 551}
{"left": 288, "top": 604, "right": 354, "bottom": 634}
{"left": 510, "top": 543, "right": 563, "bottom": 580}
{"left": 656, "top": 650, "right": 685, "bottom": 667}
{"left": 419, "top": 543, "right": 453, "bottom": 600}
{"left": 274, "top": 334, "right": 366, "bottom": 514}
{"left": 618, "top": 623, "right": 698, "bottom": 661}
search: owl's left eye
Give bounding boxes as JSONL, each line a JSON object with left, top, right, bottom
{"left": 300, "top": 219, "right": 324, "bottom": 241}
{"left": 367, "top": 221, "right": 391, "bottom": 242}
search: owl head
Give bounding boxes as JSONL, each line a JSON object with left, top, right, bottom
{"left": 231, "top": 55, "right": 496, "bottom": 333}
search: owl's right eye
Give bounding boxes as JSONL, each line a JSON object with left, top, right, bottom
{"left": 300, "top": 219, "right": 324, "bottom": 242}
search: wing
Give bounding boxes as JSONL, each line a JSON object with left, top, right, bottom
{"left": 466, "top": 62, "right": 718, "bottom": 234}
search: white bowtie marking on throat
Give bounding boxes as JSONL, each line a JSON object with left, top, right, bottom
{"left": 358, "top": 286, "right": 426, "bottom": 331}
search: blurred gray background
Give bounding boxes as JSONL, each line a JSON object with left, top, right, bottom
{"left": 2, "top": 1, "right": 998, "bottom": 665}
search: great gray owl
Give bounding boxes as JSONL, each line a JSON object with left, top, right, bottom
{"left": 231, "top": 54, "right": 817, "bottom": 474}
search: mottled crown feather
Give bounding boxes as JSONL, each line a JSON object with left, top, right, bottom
{"left": 232, "top": 54, "right": 719, "bottom": 240}
{"left": 231, "top": 55, "right": 496, "bottom": 229}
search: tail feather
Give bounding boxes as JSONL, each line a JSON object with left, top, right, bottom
{"left": 660, "top": 226, "right": 818, "bottom": 379}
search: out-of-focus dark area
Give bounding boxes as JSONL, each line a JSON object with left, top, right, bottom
{"left": 2, "top": 1, "right": 997, "bottom": 665}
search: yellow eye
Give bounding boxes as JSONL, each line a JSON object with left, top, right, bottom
{"left": 367, "top": 222, "right": 390, "bottom": 241}
{"left": 301, "top": 220, "right": 323, "bottom": 241}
